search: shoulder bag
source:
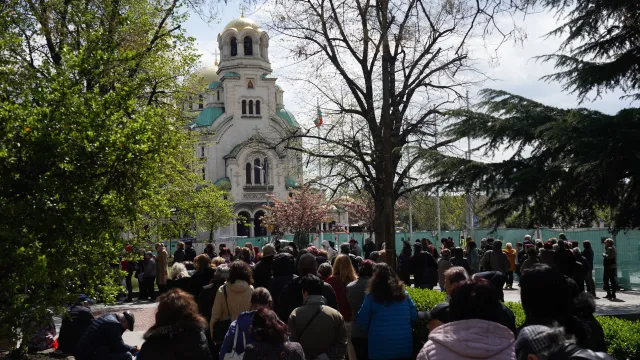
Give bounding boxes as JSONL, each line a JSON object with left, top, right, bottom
{"left": 297, "top": 306, "right": 323, "bottom": 340}
{"left": 223, "top": 324, "right": 246, "bottom": 360}
{"left": 213, "top": 285, "right": 232, "bottom": 343}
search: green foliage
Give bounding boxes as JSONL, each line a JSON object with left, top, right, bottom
{"left": 0, "top": 0, "right": 232, "bottom": 348}
{"left": 532, "top": 0, "right": 640, "bottom": 102}
{"left": 407, "top": 287, "right": 640, "bottom": 359}
{"left": 424, "top": 90, "right": 640, "bottom": 231}
{"left": 504, "top": 301, "right": 526, "bottom": 328}
{"left": 406, "top": 287, "right": 447, "bottom": 311}
{"left": 399, "top": 193, "right": 466, "bottom": 231}
{"left": 597, "top": 316, "right": 640, "bottom": 360}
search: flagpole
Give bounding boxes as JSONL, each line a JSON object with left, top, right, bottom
{"left": 317, "top": 99, "right": 323, "bottom": 248}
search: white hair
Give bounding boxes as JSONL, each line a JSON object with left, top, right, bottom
{"left": 170, "top": 262, "right": 190, "bottom": 280}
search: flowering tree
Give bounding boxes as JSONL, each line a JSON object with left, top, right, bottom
{"left": 339, "top": 194, "right": 409, "bottom": 237}
{"left": 339, "top": 197, "right": 375, "bottom": 236}
{"left": 262, "top": 186, "right": 333, "bottom": 247}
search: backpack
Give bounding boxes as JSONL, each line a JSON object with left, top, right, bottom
{"left": 223, "top": 326, "right": 246, "bottom": 360}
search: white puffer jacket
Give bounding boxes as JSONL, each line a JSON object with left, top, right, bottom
{"left": 418, "top": 319, "right": 516, "bottom": 360}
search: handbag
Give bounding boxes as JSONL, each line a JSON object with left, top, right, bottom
{"left": 213, "top": 285, "right": 232, "bottom": 343}
{"left": 222, "top": 325, "right": 246, "bottom": 360}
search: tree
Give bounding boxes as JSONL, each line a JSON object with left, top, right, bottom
{"left": 0, "top": 0, "right": 227, "bottom": 350}
{"left": 262, "top": 186, "right": 333, "bottom": 248}
{"left": 339, "top": 196, "right": 376, "bottom": 236}
{"left": 267, "top": 0, "right": 523, "bottom": 268}
{"left": 338, "top": 193, "right": 407, "bottom": 236}
{"left": 423, "top": 0, "right": 640, "bottom": 232}
{"left": 425, "top": 89, "right": 640, "bottom": 231}
{"left": 534, "top": 0, "right": 640, "bottom": 102}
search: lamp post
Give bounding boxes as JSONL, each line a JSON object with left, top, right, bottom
{"left": 255, "top": 163, "right": 270, "bottom": 241}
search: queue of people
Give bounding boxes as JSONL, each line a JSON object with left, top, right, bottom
{"left": 57, "top": 235, "right": 618, "bottom": 360}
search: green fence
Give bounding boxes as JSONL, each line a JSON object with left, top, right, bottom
{"left": 164, "top": 227, "right": 639, "bottom": 290}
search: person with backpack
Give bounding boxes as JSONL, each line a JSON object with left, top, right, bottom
{"left": 243, "top": 309, "right": 305, "bottom": 360}
{"left": 219, "top": 288, "right": 273, "bottom": 360}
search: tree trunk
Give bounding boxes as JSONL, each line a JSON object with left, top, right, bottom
{"left": 377, "top": 0, "right": 397, "bottom": 271}
{"left": 293, "top": 230, "right": 309, "bottom": 250}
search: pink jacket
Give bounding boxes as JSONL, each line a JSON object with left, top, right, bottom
{"left": 418, "top": 319, "right": 515, "bottom": 360}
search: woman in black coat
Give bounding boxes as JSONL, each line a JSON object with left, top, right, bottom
{"left": 137, "top": 289, "right": 211, "bottom": 360}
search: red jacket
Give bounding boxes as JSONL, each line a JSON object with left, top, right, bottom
{"left": 325, "top": 275, "right": 352, "bottom": 321}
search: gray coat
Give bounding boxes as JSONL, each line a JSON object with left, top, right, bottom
{"left": 437, "top": 258, "right": 452, "bottom": 290}
{"left": 345, "top": 277, "right": 369, "bottom": 338}
{"left": 143, "top": 258, "right": 157, "bottom": 277}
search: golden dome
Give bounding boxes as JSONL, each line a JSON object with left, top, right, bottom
{"left": 223, "top": 17, "right": 261, "bottom": 32}
{"left": 194, "top": 61, "right": 219, "bottom": 84}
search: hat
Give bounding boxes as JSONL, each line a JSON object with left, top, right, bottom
{"left": 262, "top": 244, "right": 276, "bottom": 257}
{"left": 77, "top": 294, "right": 91, "bottom": 304}
{"left": 558, "top": 233, "right": 567, "bottom": 241}
{"left": 123, "top": 311, "right": 135, "bottom": 331}
{"left": 515, "top": 325, "right": 562, "bottom": 359}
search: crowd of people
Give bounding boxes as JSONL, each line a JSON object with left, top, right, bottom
{"left": 57, "top": 235, "right": 618, "bottom": 360}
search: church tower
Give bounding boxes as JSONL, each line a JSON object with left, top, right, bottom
{"left": 188, "top": 15, "right": 302, "bottom": 241}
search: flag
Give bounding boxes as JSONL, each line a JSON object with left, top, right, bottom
{"left": 314, "top": 105, "right": 323, "bottom": 127}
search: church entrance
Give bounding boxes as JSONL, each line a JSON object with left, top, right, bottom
{"left": 237, "top": 211, "right": 251, "bottom": 237}
{"left": 254, "top": 210, "right": 267, "bottom": 237}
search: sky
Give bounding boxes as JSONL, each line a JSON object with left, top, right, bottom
{"left": 182, "top": 2, "right": 633, "bottom": 164}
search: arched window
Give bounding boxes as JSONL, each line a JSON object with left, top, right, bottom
{"left": 244, "top": 37, "right": 253, "bottom": 56}
{"left": 198, "top": 94, "right": 203, "bottom": 109}
{"left": 217, "top": 91, "right": 220, "bottom": 101}
{"left": 263, "top": 158, "right": 268, "bottom": 184}
{"left": 254, "top": 159, "right": 261, "bottom": 184}
{"left": 256, "top": 100, "right": 261, "bottom": 115}
{"left": 230, "top": 38, "right": 237, "bottom": 56}
{"left": 201, "top": 167, "right": 206, "bottom": 180}
{"left": 248, "top": 100, "right": 254, "bottom": 115}
{"left": 245, "top": 163, "right": 252, "bottom": 184}
{"left": 242, "top": 100, "right": 246, "bottom": 115}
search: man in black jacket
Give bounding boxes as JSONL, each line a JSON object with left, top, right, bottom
{"left": 57, "top": 297, "right": 94, "bottom": 354}
{"left": 410, "top": 243, "right": 438, "bottom": 289}
{"left": 75, "top": 311, "right": 137, "bottom": 360}
{"left": 331, "top": 243, "right": 359, "bottom": 269}
{"left": 362, "top": 238, "right": 376, "bottom": 260}
{"left": 269, "top": 252, "right": 297, "bottom": 313}
{"left": 184, "top": 241, "right": 197, "bottom": 262}
{"left": 253, "top": 244, "right": 276, "bottom": 289}
{"left": 276, "top": 253, "right": 338, "bottom": 322}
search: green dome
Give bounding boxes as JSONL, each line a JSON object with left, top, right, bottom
{"left": 192, "top": 106, "right": 225, "bottom": 128}
{"left": 277, "top": 107, "right": 299, "bottom": 128}
{"left": 221, "top": 71, "right": 240, "bottom": 80}
{"left": 285, "top": 177, "right": 299, "bottom": 189}
{"left": 208, "top": 81, "right": 222, "bottom": 89}
{"left": 214, "top": 177, "right": 231, "bottom": 191}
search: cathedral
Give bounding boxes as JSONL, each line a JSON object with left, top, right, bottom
{"left": 187, "top": 15, "right": 304, "bottom": 240}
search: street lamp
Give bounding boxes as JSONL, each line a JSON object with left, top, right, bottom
{"left": 255, "top": 163, "right": 270, "bottom": 241}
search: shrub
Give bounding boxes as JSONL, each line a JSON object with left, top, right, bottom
{"left": 406, "top": 287, "right": 447, "bottom": 312}
{"left": 407, "top": 287, "right": 640, "bottom": 359}
{"left": 504, "top": 301, "right": 526, "bottom": 328}
{"left": 597, "top": 316, "right": 640, "bottom": 360}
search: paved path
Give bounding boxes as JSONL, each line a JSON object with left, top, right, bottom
{"left": 501, "top": 284, "right": 640, "bottom": 316}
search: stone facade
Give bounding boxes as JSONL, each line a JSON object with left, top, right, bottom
{"left": 188, "top": 16, "right": 303, "bottom": 240}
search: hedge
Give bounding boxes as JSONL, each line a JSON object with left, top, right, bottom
{"left": 406, "top": 287, "right": 640, "bottom": 360}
